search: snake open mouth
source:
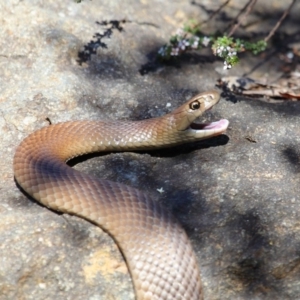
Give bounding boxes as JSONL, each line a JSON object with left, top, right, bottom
{"left": 190, "top": 119, "right": 229, "bottom": 134}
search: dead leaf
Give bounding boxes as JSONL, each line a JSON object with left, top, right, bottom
{"left": 218, "top": 72, "right": 300, "bottom": 101}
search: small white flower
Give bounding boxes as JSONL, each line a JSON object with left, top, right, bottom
{"left": 192, "top": 41, "right": 199, "bottom": 49}
{"left": 202, "top": 36, "right": 210, "bottom": 47}
{"left": 223, "top": 61, "right": 232, "bottom": 70}
{"left": 178, "top": 40, "right": 188, "bottom": 50}
{"left": 216, "top": 45, "right": 227, "bottom": 56}
{"left": 170, "top": 48, "right": 179, "bottom": 56}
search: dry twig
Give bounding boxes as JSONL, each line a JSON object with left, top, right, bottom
{"left": 227, "top": 0, "right": 257, "bottom": 37}
{"left": 201, "top": 0, "right": 231, "bottom": 26}
{"left": 264, "top": 0, "right": 297, "bottom": 42}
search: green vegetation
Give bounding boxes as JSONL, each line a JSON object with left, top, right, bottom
{"left": 158, "top": 26, "right": 267, "bottom": 69}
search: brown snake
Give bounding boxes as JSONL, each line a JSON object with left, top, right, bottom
{"left": 13, "top": 90, "right": 229, "bottom": 300}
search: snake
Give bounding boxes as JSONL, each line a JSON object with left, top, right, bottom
{"left": 13, "top": 90, "right": 229, "bottom": 300}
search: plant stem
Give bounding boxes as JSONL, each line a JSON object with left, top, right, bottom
{"left": 264, "top": 0, "right": 297, "bottom": 42}
{"left": 227, "top": 0, "right": 257, "bottom": 37}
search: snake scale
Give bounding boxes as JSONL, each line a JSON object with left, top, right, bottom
{"left": 13, "top": 90, "right": 229, "bottom": 300}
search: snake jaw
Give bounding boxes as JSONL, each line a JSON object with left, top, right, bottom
{"left": 189, "top": 119, "right": 229, "bottom": 137}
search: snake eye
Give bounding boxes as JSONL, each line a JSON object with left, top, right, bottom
{"left": 189, "top": 100, "right": 201, "bottom": 110}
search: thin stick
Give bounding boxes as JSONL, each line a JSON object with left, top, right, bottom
{"left": 264, "top": 0, "right": 297, "bottom": 42}
{"left": 223, "top": 0, "right": 252, "bottom": 34}
{"left": 201, "top": 0, "right": 231, "bottom": 25}
{"left": 227, "top": 0, "right": 257, "bottom": 37}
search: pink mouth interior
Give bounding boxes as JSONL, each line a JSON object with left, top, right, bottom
{"left": 190, "top": 119, "right": 229, "bottom": 131}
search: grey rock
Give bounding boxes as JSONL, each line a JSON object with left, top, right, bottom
{"left": 1, "top": 1, "right": 300, "bottom": 299}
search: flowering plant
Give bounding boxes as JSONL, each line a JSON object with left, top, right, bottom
{"left": 158, "top": 28, "right": 267, "bottom": 69}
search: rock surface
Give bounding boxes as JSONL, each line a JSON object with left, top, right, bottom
{"left": 1, "top": 0, "right": 300, "bottom": 299}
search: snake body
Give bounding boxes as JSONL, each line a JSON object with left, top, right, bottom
{"left": 13, "top": 91, "right": 229, "bottom": 300}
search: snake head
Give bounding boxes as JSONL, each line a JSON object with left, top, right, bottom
{"left": 171, "top": 90, "right": 229, "bottom": 140}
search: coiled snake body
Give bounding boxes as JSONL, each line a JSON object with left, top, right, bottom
{"left": 13, "top": 91, "right": 229, "bottom": 300}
